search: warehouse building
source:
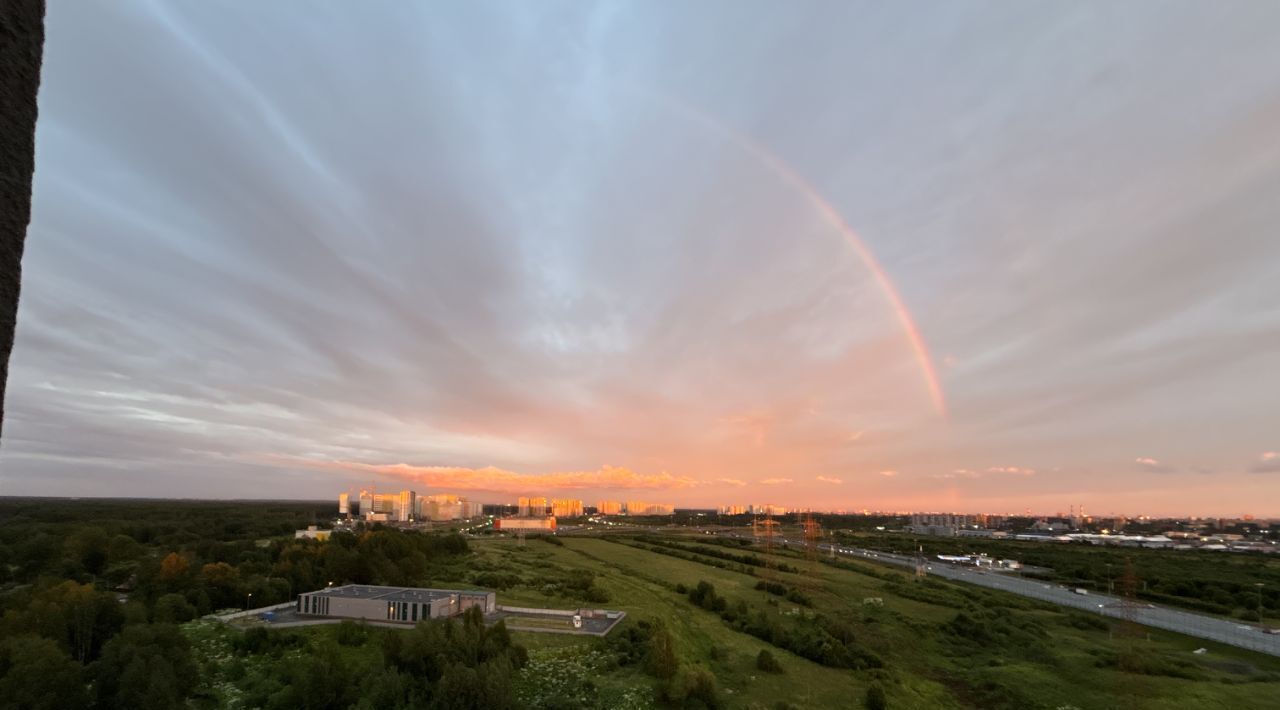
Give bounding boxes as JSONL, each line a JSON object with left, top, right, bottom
{"left": 296, "top": 584, "right": 496, "bottom": 623}
{"left": 495, "top": 516, "right": 556, "bottom": 531}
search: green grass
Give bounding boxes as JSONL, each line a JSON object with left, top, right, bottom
{"left": 467, "top": 535, "right": 1280, "bottom": 710}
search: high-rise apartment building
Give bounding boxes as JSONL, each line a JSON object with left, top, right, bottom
{"left": 551, "top": 499, "right": 583, "bottom": 517}
{"left": 338, "top": 493, "right": 350, "bottom": 517}
{"left": 396, "top": 490, "right": 415, "bottom": 522}
{"left": 625, "top": 501, "right": 674, "bottom": 516}
{"left": 597, "top": 500, "right": 623, "bottom": 515}
{"left": 518, "top": 497, "right": 548, "bottom": 517}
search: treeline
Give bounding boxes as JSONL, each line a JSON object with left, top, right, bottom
{"left": 626, "top": 536, "right": 801, "bottom": 574}
{"left": 679, "top": 579, "right": 883, "bottom": 671}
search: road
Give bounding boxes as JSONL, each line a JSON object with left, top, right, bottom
{"left": 730, "top": 533, "right": 1280, "bottom": 657}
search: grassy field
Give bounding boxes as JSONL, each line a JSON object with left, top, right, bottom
{"left": 466, "top": 534, "right": 1280, "bottom": 709}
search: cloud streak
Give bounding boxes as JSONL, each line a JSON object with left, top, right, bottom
{"left": 275, "top": 458, "right": 697, "bottom": 494}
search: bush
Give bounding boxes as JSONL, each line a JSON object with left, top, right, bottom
{"left": 664, "top": 665, "right": 721, "bottom": 709}
{"left": 756, "top": 649, "right": 782, "bottom": 673}
{"left": 865, "top": 682, "right": 888, "bottom": 710}
{"left": 645, "top": 626, "right": 679, "bottom": 679}
{"left": 335, "top": 620, "right": 367, "bottom": 646}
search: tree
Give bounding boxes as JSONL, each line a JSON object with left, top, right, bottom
{"left": 645, "top": 625, "right": 679, "bottom": 679}
{"left": 159, "top": 552, "right": 190, "bottom": 585}
{"left": 153, "top": 593, "right": 196, "bottom": 624}
{"left": 92, "top": 624, "right": 198, "bottom": 710}
{"left": 0, "top": 635, "right": 90, "bottom": 710}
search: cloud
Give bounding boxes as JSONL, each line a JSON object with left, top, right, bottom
{"left": 274, "top": 458, "right": 697, "bottom": 494}
{"left": 878, "top": 470, "right": 898, "bottom": 477}
{"left": 716, "top": 478, "right": 747, "bottom": 486}
{"left": 760, "top": 478, "right": 793, "bottom": 485}
{"left": 1135, "top": 457, "right": 1176, "bottom": 473}
{"left": 815, "top": 476, "right": 843, "bottom": 484}
{"left": 933, "top": 469, "right": 979, "bottom": 480}
{"left": 1251, "top": 452, "right": 1280, "bottom": 473}
{"left": 986, "top": 466, "right": 1036, "bottom": 476}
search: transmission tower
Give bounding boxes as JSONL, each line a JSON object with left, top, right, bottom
{"left": 803, "top": 511, "right": 822, "bottom": 582}
{"left": 753, "top": 511, "right": 778, "bottom": 582}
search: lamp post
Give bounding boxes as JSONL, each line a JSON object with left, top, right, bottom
{"left": 246, "top": 591, "right": 253, "bottom": 610}
{"left": 1257, "top": 582, "right": 1265, "bottom": 624}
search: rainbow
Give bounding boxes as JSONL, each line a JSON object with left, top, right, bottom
{"left": 655, "top": 95, "right": 947, "bottom": 417}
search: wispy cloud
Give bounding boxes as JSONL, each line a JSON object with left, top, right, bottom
{"left": 1252, "top": 451, "right": 1280, "bottom": 473}
{"left": 717, "top": 477, "right": 747, "bottom": 486}
{"left": 879, "top": 470, "right": 898, "bottom": 477}
{"left": 760, "top": 477, "right": 793, "bottom": 485}
{"left": 987, "top": 466, "right": 1036, "bottom": 476}
{"left": 816, "top": 475, "right": 843, "bottom": 484}
{"left": 274, "top": 457, "right": 697, "bottom": 494}
{"left": 1135, "top": 457, "right": 1176, "bottom": 473}
{"left": 933, "top": 468, "right": 978, "bottom": 480}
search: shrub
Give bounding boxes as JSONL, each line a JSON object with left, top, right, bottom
{"left": 756, "top": 649, "right": 782, "bottom": 673}
{"left": 865, "top": 682, "right": 888, "bottom": 710}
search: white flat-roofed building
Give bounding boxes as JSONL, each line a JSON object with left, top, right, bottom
{"left": 495, "top": 516, "right": 556, "bottom": 531}
{"left": 296, "top": 584, "right": 497, "bottom": 623}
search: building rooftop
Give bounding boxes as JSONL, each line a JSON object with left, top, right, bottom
{"left": 312, "top": 584, "right": 490, "bottom": 601}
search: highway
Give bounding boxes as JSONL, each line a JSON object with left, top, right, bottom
{"left": 743, "top": 534, "right": 1280, "bottom": 657}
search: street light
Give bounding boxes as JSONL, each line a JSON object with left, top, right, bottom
{"left": 246, "top": 591, "right": 253, "bottom": 610}
{"left": 1257, "top": 582, "right": 1265, "bottom": 625}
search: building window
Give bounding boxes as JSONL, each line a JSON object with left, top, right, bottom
{"left": 411, "top": 603, "right": 417, "bottom": 621}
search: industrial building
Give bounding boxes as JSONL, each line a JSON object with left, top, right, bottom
{"left": 496, "top": 516, "right": 556, "bottom": 531}
{"left": 294, "top": 525, "right": 331, "bottom": 541}
{"left": 296, "top": 584, "right": 497, "bottom": 623}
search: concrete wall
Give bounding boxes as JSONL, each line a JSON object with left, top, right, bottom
{"left": 0, "top": 1, "right": 45, "bottom": 439}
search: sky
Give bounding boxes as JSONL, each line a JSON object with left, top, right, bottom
{"left": 3, "top": 1, "right": 1280, "bottom": 516}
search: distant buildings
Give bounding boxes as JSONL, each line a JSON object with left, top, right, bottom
{"left": 295, "top": 525, "right": 331, "bottom": 541}
{"left": 910, "top": 513, "right": 982, "bottom": 536}
{"left": 719, "top": 505, "right": 747, "bottom": 515}
{"left": 626, "top": 501, "right": 674, "bottom": 516}
{"left": 341, "top": 489, "right": 484, "bottom": 523}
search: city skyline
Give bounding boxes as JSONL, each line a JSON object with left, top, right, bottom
{"left": 3, "top": 2, "right": 1280, "bottom": 517}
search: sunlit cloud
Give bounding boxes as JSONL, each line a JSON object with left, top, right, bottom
{"left": 816, "top": 475, "right": 843, "bottom": 484}
{"left": 760, "top": 477, "right": 793, "bottom": 485}
{"left": 1134, "top": 457, "right": 1176, "bottom": 473}
{"left": 272, "top": 457, "right": 697, "bottom": 494}
{"left": 1252, "top": 452, "right": 1280, "bottom": 473}
{"left": 717, "top": 478, "right": 747, "bottom": 486}
{"left": 879, "top": 470, "right": 898, "bottom": 477}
